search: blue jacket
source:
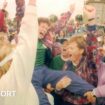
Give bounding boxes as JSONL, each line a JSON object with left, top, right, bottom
{"left": 32, "top": 66, "right": 94, "bottom": 105}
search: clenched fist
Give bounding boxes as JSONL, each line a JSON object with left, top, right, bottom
{"left": 56, "top": 76, "right": 72, "bottom": 91}
{"left": 84, "top": 91, "right": 96, "bottom": 103}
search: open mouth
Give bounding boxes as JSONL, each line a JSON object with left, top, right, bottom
{"left": 40, "top": 32, "right": 43, "bottom": 35}
{"left": 39, "top": 33, "right": 44, "bottom": 38}
{"left": 69, "top": 54, "right": 72, "bottom": 60}
{"left": 69, "top": 54, "right": 72, "bottom": 57}
{"left": 62, "top": 55, "right": 68, "bottom": 58}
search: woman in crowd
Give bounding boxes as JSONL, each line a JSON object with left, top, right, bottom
{"left": 59, "top": 35, "right": 97, "bottom": 105}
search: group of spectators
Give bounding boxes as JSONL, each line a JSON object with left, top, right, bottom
{"left": 0, "top": 0, "right": 105, "bottom": 105}
{"left": 32, "top": 3, "right": 105, "bottom": 105}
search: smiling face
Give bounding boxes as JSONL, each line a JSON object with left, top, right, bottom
{"left": 38, "top": 18, "right": 50, "bottom": 39}
{"left": 67, "top": 42, "right": 84, "bottom": 65}
{"left": 63, "top": 35, "right": 86, "bottom": 65}
{"left": 38, "top": 22, "right": 49, "bottom": 39}
{"left": 61, "top": 41, "right": 69, "bottom": 61}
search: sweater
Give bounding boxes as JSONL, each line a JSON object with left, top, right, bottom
{"left": 35, "top": 40, "right": 46, "bottom": 67}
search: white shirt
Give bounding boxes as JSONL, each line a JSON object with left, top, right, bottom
{"left": 0, "top": 5, "right": 39, "bottom": 105}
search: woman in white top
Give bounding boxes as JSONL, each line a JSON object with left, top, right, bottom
{"left": 0, "top": 0, "right": 39, "bottom": 105}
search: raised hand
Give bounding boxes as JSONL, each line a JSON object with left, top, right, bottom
{"left": 69, "top": 3, "right": 75, "bottom": 13}
{"left": 2, "top": 0, "right": 8, "bottom": 9}
{"left": 29, "top": 0, "right": 36, "bottom": 6}
{"left": 83, "top": 5, "right": 96, "bottom": 19}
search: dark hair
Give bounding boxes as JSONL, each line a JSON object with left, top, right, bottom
{"left": 38, "top": 17, "right": 50, "bottom": 26}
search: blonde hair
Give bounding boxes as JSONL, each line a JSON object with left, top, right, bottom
{"left": 68, "top": 35, "right": 87, "bottom": 48}
{"left": 64, "top": 34, "right": 87, "bottom": 56}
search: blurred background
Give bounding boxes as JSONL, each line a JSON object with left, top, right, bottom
{"left": 0, "top": 0, "right": 84, "bottom": 18}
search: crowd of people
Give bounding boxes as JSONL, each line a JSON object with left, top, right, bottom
{"left": 0, "top": 0, "right": 105, "bottom": 105}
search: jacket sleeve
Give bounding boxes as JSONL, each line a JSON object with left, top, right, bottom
{"left": 93, "top": 62, "right": 105, "bottom": 97}
{"left": 93, "top": 85, "right": 105, "bottom": 97}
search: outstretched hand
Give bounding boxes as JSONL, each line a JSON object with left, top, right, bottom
{"left": 84, "top": 91, "right": 96, "bottom": 103}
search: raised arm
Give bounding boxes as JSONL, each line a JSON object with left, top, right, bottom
{"left": 54, "top": 4, "right": 75, "bottom": 34}
{"left": 0, "top": 0, "right": 38, "bottom": 104}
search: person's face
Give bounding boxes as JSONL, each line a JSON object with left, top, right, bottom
{"left": 67, "top": 42, "right": 84, "bottom": 64}
{"left": 38, "top": 22, "right": 49, "bottom": 39}
{"left": 61, "top": 46, "right": 69, "bottom": 61}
